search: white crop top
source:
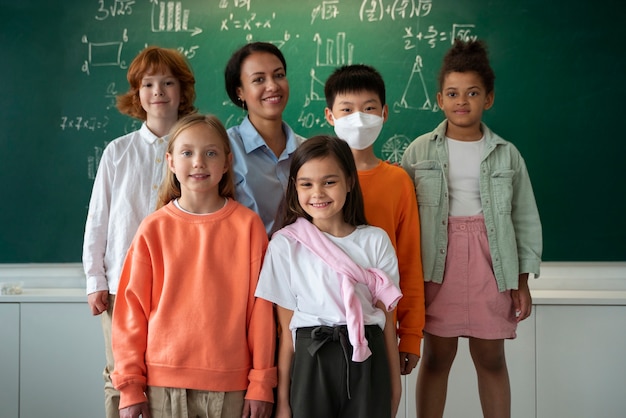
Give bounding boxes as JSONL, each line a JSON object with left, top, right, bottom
{"left": 447, "top": 136, "right": 485, "bottom": 216}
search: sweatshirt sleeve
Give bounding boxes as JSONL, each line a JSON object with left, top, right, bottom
{"left": 245, "top": 218, "right": 278, "bottom": 402}
{"left": 110, "top": 238, "right": 153, "bottom": 409}
{"left": 395, "top": 175, "right": 425, "bottom": 356}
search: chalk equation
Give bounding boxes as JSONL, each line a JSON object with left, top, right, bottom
{"left": 360, "top": 0, "right": 433, "bottom": 22}
{"left": 95, "top": 0, "right": 136, "bottom": 21}
{"left": 404, "top": 23, "right": 477, "bottom": 49}
{"left": 219, "top": 0, "right": 252, "bottom": 12}
{"left": 311, "top": 0, "right": 339, "bottom": 24}
{"left": 219, "top": 11, "right": 277, "bottom": 32}
{"left": 60, "top": 116, "right": 110, "bottom": 133}
{"left": 309, "top": 0, "right": 434, "bottom": 23}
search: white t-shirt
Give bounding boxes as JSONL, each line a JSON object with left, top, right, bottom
{"left": 255, "top": 224, "right": 399, "bottom": 334}
{"left": 447, "top": 136, "right": 485, "bottom": 217}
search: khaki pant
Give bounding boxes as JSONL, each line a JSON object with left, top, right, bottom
{"left": 101, "top": 294, "right": 120, "bottom": 418}
{"left": 148, "top": 387, "right": 245, "bottom": 418}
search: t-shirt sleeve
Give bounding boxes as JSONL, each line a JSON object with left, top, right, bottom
{"left": 255, "top": 234, "right": 297, "bottom": 310}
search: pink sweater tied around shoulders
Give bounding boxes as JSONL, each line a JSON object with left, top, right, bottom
{"left": 276, "top": 218, "right": 402, "bottom": 362}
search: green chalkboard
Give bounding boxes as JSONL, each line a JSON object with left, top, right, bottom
{"left": 1, "top": 0, "right": 624, "bottom": 263}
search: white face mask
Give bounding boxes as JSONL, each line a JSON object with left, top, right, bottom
{"left": 332, "top": 111, "right": 384, "bottom": 150}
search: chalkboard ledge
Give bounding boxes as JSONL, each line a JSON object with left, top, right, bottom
{"left": 1, "top": 263, "right": 625, "bottom": 304}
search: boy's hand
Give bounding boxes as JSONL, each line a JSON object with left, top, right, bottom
{"left": 399, "top": 352, "right": 419, "bottom": 375}
{"left": 87, "top": 290, "right": 109, "bottom": 315}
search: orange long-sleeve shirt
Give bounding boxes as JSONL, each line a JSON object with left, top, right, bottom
{"left": 111, "top": 200, "right": 277, "bottom": 409}
{"left": 358, "top": 161, "right": 425, "bottom": 356}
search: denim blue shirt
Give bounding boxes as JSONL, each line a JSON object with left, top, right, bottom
{"left": 228, "top": 116, "right": 305, "bottom": 235}
{"left": 401, "top": 120, "right": 542, "bottom": 291}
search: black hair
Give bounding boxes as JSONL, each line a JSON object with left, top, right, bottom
{"left": 224, "top": 42, "right": 287, "bottom": 108}
{"left": 324, "top": 64, "right": 386, "bottom": 109}
{"left": 438, "top": 39, "right": 495, "bottom": 93}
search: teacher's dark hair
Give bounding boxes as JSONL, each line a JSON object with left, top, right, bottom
{"left": 224, "top": 42, "right": 287, "bottom": 108}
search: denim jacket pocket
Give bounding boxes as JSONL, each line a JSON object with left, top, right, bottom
{"left": 413, "top": 161, "right": 443, "bottom": 207}
{"left": 491, "top": 169, "right": 515, "bottom": 214}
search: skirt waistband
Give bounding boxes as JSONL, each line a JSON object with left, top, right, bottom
{"left": 448, "top": 214, "right": 486, "bottom": 232}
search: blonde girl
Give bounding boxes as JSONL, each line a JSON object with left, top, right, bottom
{"left": 112, "top": 114, "right": 277, "bottom": 418}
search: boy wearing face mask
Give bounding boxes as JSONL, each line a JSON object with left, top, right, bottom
{"left": 324, "top": 64, "right": 425, "bottom": 376}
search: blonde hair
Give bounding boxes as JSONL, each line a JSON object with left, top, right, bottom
{"left": 156, "top": 114, "right": 234, "bottom": 209}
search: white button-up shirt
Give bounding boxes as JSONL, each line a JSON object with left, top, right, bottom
{"left": 82, "top": 123, "right": 168, "bottom": 295}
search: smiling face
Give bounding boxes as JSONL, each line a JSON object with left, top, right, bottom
{"left": 437, "top": 71, "right": 494, "bottom": 141}
{"left": 295, "top": 156, "right": 352, "bottom": 233}
{"left": 138, "top": 69, "right": 181, "bottom": 126}
{"left": 236, "top": 51, "right": 289, "bottom": 124}
{"left": 166, "top": 123, "right": 230, "bottom": 207}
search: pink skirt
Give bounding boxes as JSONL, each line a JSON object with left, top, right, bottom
{"left": 424, "top": 215, "right": 517, "bottom": 340}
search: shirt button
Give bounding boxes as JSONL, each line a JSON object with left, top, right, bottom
{"left": 156, "top": 158, "right": 162, "bottom": 163}
{"left": 152, "top": 184, "right": 158, "bottom": 190}
{"left": 157, "top": 138, "right": 164, "bottom": 144}
{"left": 440, "top": 249, "right": 446, "bottom": 254}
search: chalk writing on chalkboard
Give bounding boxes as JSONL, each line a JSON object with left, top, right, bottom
{"left": 311, "top": 0, "right": 339, "bottom": 24}
{"left": 69, "top": 0, "right": 484, "bottom": 173}
{"left": 95, "top": 0, "right": 136, "bottom": 21}
{"left": 380, "top": 134, "right": 412, "bottom": 163}
{"left": 81, "top": 30, "right": 129, "bottom": 75}
{"left": 151, "top": 1, "right": 203, "bottom": 36}
{"left": 87, "top": 142, "right": 107, "bottom": 180}
{"left": 359, "top": 0, "right": 432, "bottom": 22}
{"left": 393, "top": 55, "right": 436, "bottom": 113}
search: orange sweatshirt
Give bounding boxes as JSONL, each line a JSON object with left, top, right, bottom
{"left": 358, "top": 161, "right": 425, "bottom": 356}
{"left": 111, "top": 200, "right": 276, "bottom": 409}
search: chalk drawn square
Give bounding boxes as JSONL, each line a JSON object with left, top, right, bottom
{"left": 88, "top": 42, "right": 123, "bottom": 67}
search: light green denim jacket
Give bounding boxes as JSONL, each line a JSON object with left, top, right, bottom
{"left": 401, "top": 120, "right": 542, "bottom": 291}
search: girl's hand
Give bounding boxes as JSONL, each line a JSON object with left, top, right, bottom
{"left": 512, "top": 273, "right": 532, "bottom": 322}
{"left": 274, "top": 402, "right": 292, "bottom": 418}
{"left": 119, "top": 402, "right": 151, "bottom": 418}
{"left": 242, "top": 399, "right": 273, "bottom": 418}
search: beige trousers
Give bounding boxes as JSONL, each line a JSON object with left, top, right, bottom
{"left": 147, "top": 387, "right": 245, "bottom": 418}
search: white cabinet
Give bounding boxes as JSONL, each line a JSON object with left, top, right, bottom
{"left": 1, "top": 263, "right": 625, "bottom": 418}
{"left": 18, "top": 302, "right": 105, "bottom": 417}
{"left": 404, "top": 311, "right": 536, "bottom": 418}
{"left": 20, "top": 303, "right": 105, "bottom": 418}
{"left": 0, "top": 303, "right": 20, "bottom": 418}
{"left": 535, "top": 305, "right": 626, "bottom": 418}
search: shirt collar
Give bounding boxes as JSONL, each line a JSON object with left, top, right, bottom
{"left": 139, "top": 122, "right": 168, "bottom": 145}
{"left": 239, "top": 116, "right": 298, "bottom": 158}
